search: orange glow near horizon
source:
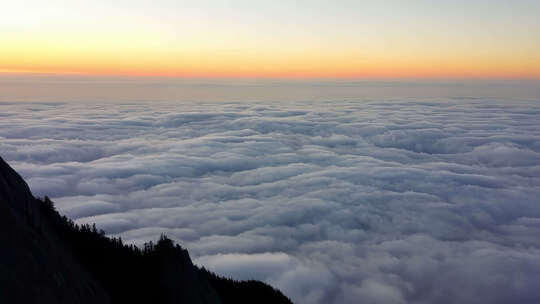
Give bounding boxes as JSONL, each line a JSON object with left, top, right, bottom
{"left": 1, "top": 1, "right": 540, "bottom": 79}
{"left": 3, "top": 44, "right": 539, "bottom": 79}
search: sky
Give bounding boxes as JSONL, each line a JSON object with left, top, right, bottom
{"left": 2, "top": 2, "right": 540, "bottom": 303}
{"left": 1, "top": 0, "right": 540, "bottom": 78}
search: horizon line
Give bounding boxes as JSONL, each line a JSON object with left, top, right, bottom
{"left": 1, "top": 70, "right": 539, "bottom": 82}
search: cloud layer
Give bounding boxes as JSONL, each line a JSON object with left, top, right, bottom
{"left": 1, "top": 98, "right": 540, "bottom": 304}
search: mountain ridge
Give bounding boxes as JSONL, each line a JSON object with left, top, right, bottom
{"left": 0, "top": 156, "right": 292, "bottom": 304}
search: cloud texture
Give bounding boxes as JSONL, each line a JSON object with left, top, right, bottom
{"left": 1, "top": 98, "right": 540, "bottom": 304}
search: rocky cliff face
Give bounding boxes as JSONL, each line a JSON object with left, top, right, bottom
{"left": 0, "top": 157, "right": 111, "bottom": 304}
{"left": 0, "top": 156, "right": 291, "bottom": 304}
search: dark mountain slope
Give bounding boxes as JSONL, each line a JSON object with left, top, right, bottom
{"left": 0, "top": 156, "right": 292, "bottom": 304}
{"left": 0, "top": 157, "right": 111, "bottom": 304}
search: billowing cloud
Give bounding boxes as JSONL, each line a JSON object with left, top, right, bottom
{"left": 1, "top": 98, "right": 540, "bottom": 304}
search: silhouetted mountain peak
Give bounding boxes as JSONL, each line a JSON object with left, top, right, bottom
{"left": 0, "top": 157, "right": 110, "bottom": 303}
{"left": 0, "top": 156, "right": 292, "bottom": 304}
{"left": 0, "top": 156, "right": 40, "bottom": 228}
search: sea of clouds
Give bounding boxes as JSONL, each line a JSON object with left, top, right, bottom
{"left": 1, "top": 97, "right": 540, "bottom": 304}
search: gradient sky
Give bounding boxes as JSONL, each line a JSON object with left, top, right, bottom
{"left": 2, "top": 0, "right": 540, "bottom": 78}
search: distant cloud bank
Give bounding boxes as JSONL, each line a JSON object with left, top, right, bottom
{"left": 1, "top": 98, "right": 540, "bottom": 304}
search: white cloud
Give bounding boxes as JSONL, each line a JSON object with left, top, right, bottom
{"left": 1, "top": 98, "right": 540, "bottom": 304}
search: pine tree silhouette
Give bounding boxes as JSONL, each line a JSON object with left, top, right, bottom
{"left": 36, "top": 196, "right": 293, "bottom": 304}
